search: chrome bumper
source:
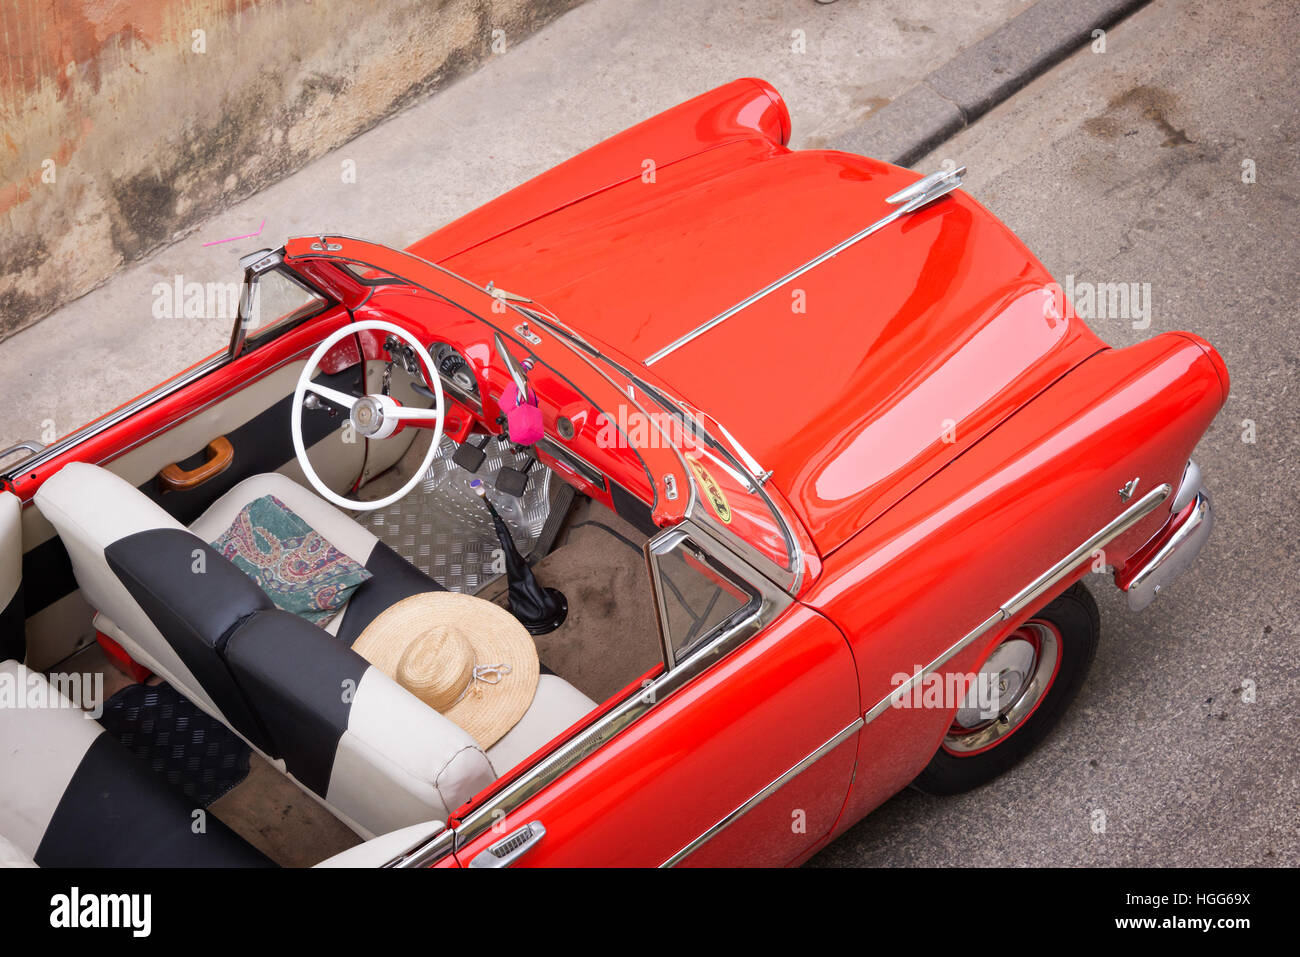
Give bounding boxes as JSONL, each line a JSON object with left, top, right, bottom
{"left": 1122, "top": 484, "right": 1214, "bottom": 612}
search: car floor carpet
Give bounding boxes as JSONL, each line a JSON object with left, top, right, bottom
{"left": 207, "top": 753, "right": 360, "bottom": 867}
{"left": 476, "top": 497, "right": 662, "bottom": 703}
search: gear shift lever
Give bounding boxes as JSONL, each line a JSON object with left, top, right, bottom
{"left": 471, "top": 480, "right": 567, "bottom": 635}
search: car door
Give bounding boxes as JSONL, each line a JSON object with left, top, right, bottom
{"left": 2, "top": 255, "right": 436, "bottom": 671}
{"left": 450, "top": 521, "right": 861, "bottom": 867}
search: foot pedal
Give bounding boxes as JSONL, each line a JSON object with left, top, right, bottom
{"left": 453, "top": 438, "right": 487, "bottom": 473}
{"left": 495, "top": 466, "right": 529, "bottom": 498}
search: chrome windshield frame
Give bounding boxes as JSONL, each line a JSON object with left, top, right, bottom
{"left": 276, "top": 235, "right": 802, "bottom": 594}
{"left": 507, "top": 315, "right": 805, "bottom": 593}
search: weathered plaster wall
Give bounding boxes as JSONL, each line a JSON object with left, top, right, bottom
{"left": 0, "top": 0, "right": 583, "bottom": 340}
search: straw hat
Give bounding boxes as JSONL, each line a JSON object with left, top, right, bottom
{"left": 351, "top": 592, "right": 539, "bottom": 748}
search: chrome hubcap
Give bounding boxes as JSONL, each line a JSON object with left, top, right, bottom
{"left": 945, "top": 622, "right": 1060, "bottom": 754}
{"left": 351, "top": 396, "right": 385, "bottom": 436}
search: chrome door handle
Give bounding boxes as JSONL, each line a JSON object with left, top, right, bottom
{"left": 467, "top": 820, "right": 546, "bottom": 868}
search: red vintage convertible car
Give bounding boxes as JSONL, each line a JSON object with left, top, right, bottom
{"left": 0, "top": 79, "right": 1224, "bottom": 868}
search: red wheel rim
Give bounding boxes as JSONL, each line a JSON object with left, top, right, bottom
{"left": 942, "top": 620, "right": 1063, "bottom": 757}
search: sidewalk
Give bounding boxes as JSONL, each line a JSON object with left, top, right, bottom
{"left": 0, "top": 0, "right": 1032, "bottom": 452}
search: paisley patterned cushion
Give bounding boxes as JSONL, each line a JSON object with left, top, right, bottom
{"left": 210, "top": 494, "right": 371, "bottom": 624}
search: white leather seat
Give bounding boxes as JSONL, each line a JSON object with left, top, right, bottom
{"left": 488, "top": 674, "right": 597, "bottom": 772}
{"left": 34, "top": 462, "right": 597, "bottom": 836}
{"left": 0, "top": 833, "right": 35, "bottom": 868}
{"left": 34, "top": 466, "right": 215, "bottom": 712}
{"left": 186, "top": 472, "right": 380, "bottom": 637}
{"left": 92, "top": 470, "right": 447, "bottom": 646}
{"left": 162, "top": 470, "right": 600, "bottom": 768}
{"left": 35, "top": 464, "right": 496, "bottom": 838}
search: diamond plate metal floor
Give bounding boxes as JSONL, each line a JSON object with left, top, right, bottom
{"left": 355, "top": 435, "right": 552, "bottom": 594}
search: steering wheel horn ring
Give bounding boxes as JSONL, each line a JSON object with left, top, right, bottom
{"left": 292, "top": 320, "right": 445, "bottom": 511}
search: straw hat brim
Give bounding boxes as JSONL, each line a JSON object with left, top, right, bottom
{"left": 351, "top": 591, "right": 539, "bottom": 748}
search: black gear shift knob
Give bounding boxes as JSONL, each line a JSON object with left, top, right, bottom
{"left": 471, "top": 480, "right": 567, "bottom": 635}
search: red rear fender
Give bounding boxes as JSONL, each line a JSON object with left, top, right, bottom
{"left": 407, "top": 78, "right": 791, "bottom": 265}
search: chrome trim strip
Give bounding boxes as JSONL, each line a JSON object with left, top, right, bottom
{"left": 862, "top": 610, "right": 1007, "bottom": 724}
{"left": 1124, "top": 489, "right": 1212, "bottom": 612}
{"left": 1001, "top": 482, "right": 1170, "bottom": 618}
{"left": 387, "top": 825, "right": 457, "bottom": 869}
{"left": 863, "top": 482, "right": 1171, "bottom": 724}
{"left": 0, "top": 354, "right": 229, "bottom": 482}
{"left": 535, "top": 438, "right": 605, "bottom": 489}
{"left": 661, "top": 716, "right": 863, "bottom": 867}
{"left": 399, "top": 482, "right": 1170, "bottom": 867}
{"left": 644, "top": 166, "right": 965, "bottom": 366}
{"left": 0, "top": 441, "right": 46, "bottom": 469}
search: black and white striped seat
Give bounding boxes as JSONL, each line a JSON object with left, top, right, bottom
{"left": 35, "top": 465, "right": 498, "bottom": 837}
{"left": 34, "top": 463, "right": 596, "bottom": 838}
{"left": 0, "top": 660, "right": 271, "bottom": 868}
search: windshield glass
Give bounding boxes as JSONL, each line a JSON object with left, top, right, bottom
{"left": 650, "top": 530, "right": 760, "bottom": 666}
{"left": 484, "top": 293, "right": 802, "bottom": 587}
{"left": 244, "top": 268, "right": 327, "bottom": 341}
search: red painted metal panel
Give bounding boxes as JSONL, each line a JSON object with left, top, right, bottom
{"left": 810, "top": 334, "right": 1226, "bottom": 833}
{"left": 677, "top": 735, "right": 858, "bottom": 868}
{"left": 451, "top": 604, "right": 859, "bottom": 867}
{"left": 408, "top": 78, "right": 790, "bottom": 266}
{"left": 432, "top": 142, "right": 1106, "bottom": 558}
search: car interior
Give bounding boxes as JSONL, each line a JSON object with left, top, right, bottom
{"left": 0, "top": 248, "right": 727, "bottom": 867}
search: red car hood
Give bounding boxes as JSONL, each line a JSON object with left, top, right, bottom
{"left": 419, "top": 143, "right": 1106, "bottom": 556}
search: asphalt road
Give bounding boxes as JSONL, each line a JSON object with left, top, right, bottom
{"left": 813, "top": 0, "right": 1299, "bottom": 867}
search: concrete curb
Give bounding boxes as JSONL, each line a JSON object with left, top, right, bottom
{"left": 829, "top": 0, "right": 1152, "bottom": 167}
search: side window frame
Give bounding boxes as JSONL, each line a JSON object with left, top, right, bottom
{"left": 228, "top": 248, "right": 332, "bottom": 359}
{"left": 645, "top": 522, "right": 776, "bottom": 670}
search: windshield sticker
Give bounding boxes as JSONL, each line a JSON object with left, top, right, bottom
{"left": 688, "top": 459, "right": 732, "bottom": 525}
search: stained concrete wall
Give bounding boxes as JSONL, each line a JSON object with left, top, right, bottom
{"left": 0, "top": 0, "right": 583, "bottom": 341}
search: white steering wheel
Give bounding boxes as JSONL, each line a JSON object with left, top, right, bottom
{"left": 292, "top": 320, "right": 445, "bottom": 511}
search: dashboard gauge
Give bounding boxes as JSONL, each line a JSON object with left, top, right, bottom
{"left": 432, "top": 342, "right": 479, "bottom": 398}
